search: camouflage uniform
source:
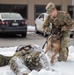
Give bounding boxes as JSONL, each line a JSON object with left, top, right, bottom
{"left": 43, "top": 2, "right": 73, "bottom": 61}
{"left": 0, "top": 54, "right": 11, "bottom": 66}
{"left": 9, "top": 45, "right": 50, "bottom": 75}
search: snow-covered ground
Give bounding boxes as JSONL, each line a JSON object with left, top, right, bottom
{"left": 0, "top": 26, "right": 74, "bottom": 75}
{"left": 27, "top": 25, "right": 35, "bottom": 32}
{"left": 0, "top": 45, "right": 74, "bottom": 75}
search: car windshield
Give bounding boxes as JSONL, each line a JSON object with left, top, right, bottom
{"left": 1, "top": 13, "right": 23, "bottom": 20}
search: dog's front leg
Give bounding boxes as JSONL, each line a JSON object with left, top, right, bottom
{"left": 50, "top": 50, "right": 59, "bottom": 63}
{"left": 44, "top": 41, "right": 51, "bottom": 54}
{"left": 50, "top": 43, "right": 60, "bottom": 63}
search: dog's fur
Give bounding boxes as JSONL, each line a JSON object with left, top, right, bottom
{"left": 44, "top": 27, "right": 61, "bottom": 63}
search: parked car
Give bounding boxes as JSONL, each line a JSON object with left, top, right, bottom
{"left": 35, "top": 13, "right": 50, "bottom": 37}
{"left": 0, "top": 12, "right": 27, "bottom": 37}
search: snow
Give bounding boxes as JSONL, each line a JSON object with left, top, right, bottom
{"left": 0, "top": 45, "right": 74, "bottom": 75}
{"left": 27, "top": 25, "right": 35, "bottom": 32}
{"left": 0, "top": 46, "right": 17, "bottom": 56}
{"left": 0, "top": 26, "right": 74, "bottom": 75}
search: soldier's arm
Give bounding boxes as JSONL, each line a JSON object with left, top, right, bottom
{"left": 42, "top": 15, "right": 51, "bottom": 32}
{"left": 62, "top": 12, "right": 73, "bottom": 31}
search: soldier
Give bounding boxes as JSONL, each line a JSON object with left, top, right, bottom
{"left": 43, "top": 2, "right": 73, "bottom": 62}
{"left": 9, "top": 44, "right": 50, "bottom": 75}
{"left": 0, "top": 54, "right": 11, "bottom": 66}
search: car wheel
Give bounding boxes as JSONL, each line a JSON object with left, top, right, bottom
{"left": 70, "top": 34, "right": 73, "bottom": 38}
{"left": 35, "top": 24, "right": 38, "bottom": 34}
{"left": 21, "top": 32, "right": 27, "bottom": 37}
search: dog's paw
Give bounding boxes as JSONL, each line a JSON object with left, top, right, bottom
{"left": 50, "top": 60, "right": 54, "bottom": 64}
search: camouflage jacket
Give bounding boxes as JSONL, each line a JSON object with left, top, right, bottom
{"left": 12, "top": 45, "right": 50, "bottom": 71}
{"left": 43, "top": 11, "right": 73, "bottom": 33}
{"left": 0, "top": 54, "right": 11, "bottom": 66}
{"left": 13, "top": 48, "right": 42, "bottom": 71}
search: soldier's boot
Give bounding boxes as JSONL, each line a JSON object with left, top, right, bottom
{"left": 58, "top": 56, "right": 67, "bottom": 62}
{"left": 58, "top": 48, "right": 68, "bottom": 62}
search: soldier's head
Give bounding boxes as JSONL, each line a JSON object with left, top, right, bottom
{"left": 46, "top": 2, "right": 57, "bottom": 18}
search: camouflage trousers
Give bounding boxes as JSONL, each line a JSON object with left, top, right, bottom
{"left": 0, "top": 54, "right": 11, "bottom": 66}
{"left": 58, "top": 32, "right": 70, "bottom": 61}
{"left": 9, "top": 56, "right": 31, "bottom": 75}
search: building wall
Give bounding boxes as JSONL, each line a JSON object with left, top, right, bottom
{"left": 0, "top": 0, "right": 72, "bottom": 25}
{"left": 0, "top": 0, "right": 28, "bottom": 4}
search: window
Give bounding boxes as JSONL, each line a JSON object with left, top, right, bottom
{"left": 0, "top": 4, "right": 28, "bottom": 19}
{"left": 34, "top": 5, "right": 61, "bottom": 19}
{"left": 39, "top": 14, "right": 44, "bottom": 19}
{"left": 1, "top": 13, "right": 23, "bottom": 19}
{"left": 68, "top": 6, "right": 73, "bottom": 19}
{"left": 34, "top": 5, "right": 46, "bottom": 19}
{"left": 56, "top": 5, "right": 61, "bottom": 10}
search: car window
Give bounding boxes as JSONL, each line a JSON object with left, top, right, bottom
{"left": 39, "top": 14, "right": 44, "bottom": 19}
{"left": 1, "top": 13, "right": 23, "bottom": 20}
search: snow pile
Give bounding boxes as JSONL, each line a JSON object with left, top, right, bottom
{"left": 27, "top": 26, "right": 35, "bottom": 32}
{"left": 0, "top": 46, "right": 17, "bottom": 56}
{"left": 0, "top": 45, "right": 74, "bottom": 75}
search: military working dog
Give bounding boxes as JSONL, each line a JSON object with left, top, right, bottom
{"left": 44, "top": 26, "right": 62, "bottom": 63}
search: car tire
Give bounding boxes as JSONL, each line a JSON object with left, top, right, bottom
{"left": 70, "top": 34, "right": 73, "bottom": 38}
{"left": 35, "top": 24, "right": 38, "bottom": 34}
{"left": 21, "top": 32, "right": 27, "bottom": 37}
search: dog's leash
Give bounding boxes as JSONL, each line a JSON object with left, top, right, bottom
{"left": 42, "top": 38, "right": 48, "bottom": 49}
{"left": 42, "top": 33, "right": 51, "bottom": 49}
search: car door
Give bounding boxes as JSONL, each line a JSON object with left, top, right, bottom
{"left": 36, "top": 13, "right": 44, "bottom": 32}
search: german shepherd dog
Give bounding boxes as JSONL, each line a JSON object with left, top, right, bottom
{"left": 44, "top": 27, "right": 62, "bottom": 63}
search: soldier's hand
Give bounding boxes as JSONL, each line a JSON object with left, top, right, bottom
{"left": 61, "top": 26, "right": 67, "bottom": 31}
